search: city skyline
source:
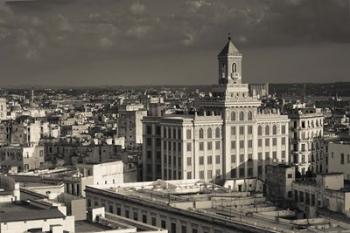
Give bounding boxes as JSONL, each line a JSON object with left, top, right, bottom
{"left": 1, "top": 0, "right": 350, "bottom": 86}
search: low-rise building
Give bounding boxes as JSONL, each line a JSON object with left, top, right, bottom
{"left": 265, "top": 164, "right": 295, "bottom": 205}
{"left": 0, "top": 144, "right": 45, "bottom": 173}
{"left": 327, "top": 141, "right": 350, "bottom": 180}
{"left": 85, "top": 179, "right": 350, "bottom": 233}
{"left": 292, "top": 173, "right": 350, "bottom": 218}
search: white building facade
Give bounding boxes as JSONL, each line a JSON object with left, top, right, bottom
{"left": 288, "top": 107, "right": 324, "bottom": 174}
{"left": 143, "top": 38, "right": 289, "bottom": 182}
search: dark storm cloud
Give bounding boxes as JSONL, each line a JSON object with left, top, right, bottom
{"left": 0, "top": 0, "right": 350, "bottom": 86}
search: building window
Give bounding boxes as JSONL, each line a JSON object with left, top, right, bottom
{"left": 258, "top": 125, "right": 262, "bottom": 135}
{"left": 143, "top": 215, "right": 147, "bottom": 223}
{"left": 161, "top": 220, "right": 166, "bottom": 229}
{"left": 281, "top": 125, "right": 286, "bottom": 134}
{"left": 239, "top": 126, "right": 244, "bottom": 135}
{"left": 265, "top": 138, "right": 270, "bottom": 147}
{"left": 215, "top": 127, "right": 220, "bottom": 138}
{"left": 199, "top": 142, "right": 204, "bottom": 151}
{"left": 258, "top": 152, "right": 262, "bottom": 161}
{"left": 248, "top": 140, "right": 253, "bottom": 148}
{"left": 272, "top": 151, "right": 277, "bottom": 161}
{"left": 239, "top": 111, "right": 244, "bottom": 121}
{"left": 215, "top": 141, "right": 220, "bottom": 150}
{"left": 282, "top": 137, "right": 286, "bottom": 145}
{"left": 258, "top": 139, "right": 262, "bottom": 147}
{"left": 272, "top": 125, "right": 277, "bottom": 135}
{"left": 181, "top": 225, "right": 187, "bottom": 233}
{"left": 231, "top": 111, "right": 236, "bottom": 121}
{"left": 248, "top": 111, "right": 253, "bottom": 120}
{"left": 231, "top": 126, "right": 236, "bottom": 136}
{"left": 215, "top": 155, "right": 221, "bottom": 164}
{"left": 171, "top": 223, "right": 177, "bottom": 233}
{"left": 152, "top": 217, "right": 156, "bottom": 226}
{"left": 207, "top": 142, "right": 212, "bottom": 150}
{"left": 207, "top": 128, "right": 212, "bottom": 138}
{"left": 240, "top": 154, "right": 244, "bottom": 162}
{"left": 207, "top": 170, "right": 213, "bottom": 179}
{"left": 146, "top": 125, "right": 152, "bottom": 134}
{"left": 208, "top": 156, "right": 212, "bottom": 164}
{"left": 341, "top": 153, "right": 345, "bottom": 164}
{"left": 248, "top": 126, "right": 252, "bottom": 134}
{"left": 265, "top": 125, "right": 270, "bottom": 135}
{"left": 199, "top": 170, "right": 205, "bottom": 179}
{"left": 272, "top": 138, "right": 277, "bottom": 146}
{"left": 199, "top": 156, "right": 204, "bottom": 165}
{"left": 186, "top": 129, "right": 191, "bottom": 139}
{"left": 187, "top": 172, "right": 192, "bottom": 179}
{"left": 199, "top": 128, "right": 204, "bottom": 139}
{"left": 282, "top": 151, "right": 286, "bottom": 159}
{"left": 231, "top": 154, "right": 236, "bottom": 163}
{"left": 187, "top": 157, "right": 192, "bottom": 166}
{"left": 187, "top": 143, "right": 191, "bottom": 152}
{"left": 231, "top": 140, "right": 236, "bottom": 150}
{"left": 239, "top": 140, "right": 244, "bottom": 149}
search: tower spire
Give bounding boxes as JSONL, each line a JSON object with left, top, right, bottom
{"left": 217, "top": 37, "right": 242, "bottom": 85}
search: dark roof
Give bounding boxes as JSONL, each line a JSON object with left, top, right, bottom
{"left": 0, "top": 202, "right": 65, "bottom": 222}
{"left": 218, "top": 37, "right": 240, "bottom": 57}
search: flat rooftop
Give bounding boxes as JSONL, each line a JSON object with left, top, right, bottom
{"left": 76, "top": 221, "right": 112, "bottom": 233}
{"left": 0, "top": 201, "right": 65, "bottom": 222}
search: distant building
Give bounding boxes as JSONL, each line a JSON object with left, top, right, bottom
{"left": 64, "top": 160, "right": 125, "bottom": 198}
{"left": 85, "top": 179, "right": 349, "bottom": 233}
{"left": 143, "top": 38, "right": 289, "bottom": 182}
{"left": 292, "top": 173, "right": 350, "bottom": 218}
{"left": 0, "top": 175, "right": 74, "bottom": 233}
{"left": 118, "top": 104, "right": 147, "bottom": 149}
{"left": 0, "top": 144, "right": 45, "bottom": 173}
{"left": 249, "top": 83, "right": 269, "bottom": 97}
{"left": 265, "top": 164, "right": 295, "bottom": 205}
{"left": 0, "top": 98, "right": 7, "bottom": 121}
{"left": 288, "top": 106, "right": 324, "bottom": 174}
{"left": 327, "top": 141, "right": 350, "bottom": 180}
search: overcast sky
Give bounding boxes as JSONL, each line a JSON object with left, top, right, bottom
{"left": 1, "top": 0, "right": 350, "bottom": 87}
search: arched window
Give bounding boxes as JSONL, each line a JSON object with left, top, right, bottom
{"left": 199, "top": 128, "right": 204, "bottom": 139}
{"left": 248, "top": 111, "right": 253, "bottom": 121}
{"left": 222, "top": 64, "right": 226, "bottom": 78}
{"left": 232, "top": 63, "right": 237, "bottom": 73}
{"left": 207, "top": 128, "right": 212, "bottom": 139}
{"left": 239, "top": 111, "right": 244, "bottom": 121}
{"left": 265, "top": 125, "right": 270, "bottom": 135}
{"left": 231, "top": 111, "right": 236, "bottom": 121}
{"left": 272, "top": 125, "right": 277, "bottom": 135}
{"left": 215, "top": 127, "right": 220, "bottom": 138}
{"left": 258, "top": 126, "right": 262, "bottom": 135}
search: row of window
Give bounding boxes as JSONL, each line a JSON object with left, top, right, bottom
{"left": 257, "top": 125, "right": 286, "bottom": 136}
{"left": 230, "top": 111, "right": 253, "bottom": 121}
{"left": 87, "top": 198, "right": 224, "bottom": 233}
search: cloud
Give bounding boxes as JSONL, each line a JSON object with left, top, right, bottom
{"left": 99, "top": 37, "right": 113, "bottom": 48}
{"left": 129, "top": 2, "right": 146, "bottom": 15}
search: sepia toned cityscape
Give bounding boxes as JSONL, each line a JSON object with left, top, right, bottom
{"left": 1, "top": 0, "right": 350, "bottom": 233}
